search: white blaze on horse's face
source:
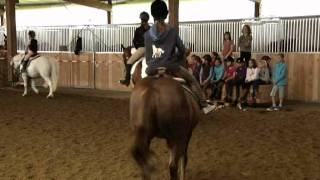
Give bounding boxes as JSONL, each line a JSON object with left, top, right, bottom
{"left": 152, "top": 45, "right": 165, "bottom": 59}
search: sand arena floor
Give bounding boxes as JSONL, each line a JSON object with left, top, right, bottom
{"left": 0, "top": 88, "right": 320, "bottom": 180}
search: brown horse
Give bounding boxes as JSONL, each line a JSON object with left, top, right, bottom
{"left": 121, "top": 45, "right": 200, "bottom": 180}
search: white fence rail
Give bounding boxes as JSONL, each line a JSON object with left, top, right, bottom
{"left": 0, "top": 16, "right": 319, "bottom": 53}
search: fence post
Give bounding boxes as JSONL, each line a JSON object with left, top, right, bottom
{"left": 92, "top": 26, "right": 96, "bottom": 89}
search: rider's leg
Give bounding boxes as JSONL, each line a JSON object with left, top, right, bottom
{"left": 21, "top": 51, "right": 33, "bottom": 72}
{"left": 120, "top": 47, "right": 145, "bottom": 86}
{"left": 176, "top": 66, "right": 216, "bottom": 114}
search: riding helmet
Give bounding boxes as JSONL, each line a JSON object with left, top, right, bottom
{"left": 151, "top": 0, "right": 168, "bottom": 21}
{"left": 28, "top": 30, "right": 36, "bottom": 38}
{"left": 140, "top": 11, "right": 150, "bottom": 22}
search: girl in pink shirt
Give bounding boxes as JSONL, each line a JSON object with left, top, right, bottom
{"left": 222, "top": 32, "right": 234, "bottom": 60}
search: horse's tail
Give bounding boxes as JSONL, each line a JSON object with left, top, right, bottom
{"left": 130, "top": 87, "right": 155, "bottom": 165}
{"left": 50, "top": 58, "right": 59, "bottom": 92}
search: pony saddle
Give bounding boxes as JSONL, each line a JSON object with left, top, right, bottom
{"left": 20, "top": 54, "right": 41, "bottom": 72}
{"left": 151, "top": 67, "right": 200, "bottom": 104}
{"left": 131, "top": 58, "right": 186, "bottom": 84}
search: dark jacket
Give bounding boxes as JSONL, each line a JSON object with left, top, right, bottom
{"left": 133, "top": 25, "right": 150, "bottom": 49}
{"left": 145, "top": 24, "right": 185, "bottom": 75}
{"left": 25, "top": 39, "right": 38, "bottom": 54}
{"left": 29, "top": 39, "right": 38, "bottom": 53}
{"left": 235, "top": 66, "right": 246, "bottom": 82}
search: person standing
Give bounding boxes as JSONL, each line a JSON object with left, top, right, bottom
{"left": 267, "top": 53, "right": 288, "bottom": 111}
{"left": 238, "top": 25, "right": 252, "bottom": 66}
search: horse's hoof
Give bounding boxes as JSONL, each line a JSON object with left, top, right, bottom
{"left": 22, "top": 94, "right": 27, "bottom": 97}
{"left": 47, "top": 94, "right": 54, "bottom": 99}
{"left": 34, "top": 90, "right": 39, "bottom": 94}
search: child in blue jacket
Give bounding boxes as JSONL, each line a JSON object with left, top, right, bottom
{"left": 267, "top": 53, "right": 288, "bottom": 111}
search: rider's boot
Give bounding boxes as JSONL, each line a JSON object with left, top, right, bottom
{"left": 20, "top": 59, "right": 29, "bottom": 73}
{"left": 120, "top": 64, "right": 133, "bottom": 86}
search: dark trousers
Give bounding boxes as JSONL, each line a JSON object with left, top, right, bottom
{"left": 234, "top": 80, "right": 245, "bottom": 102}
{"left": 242, "top": 80, "right": 259, "bottom": 102}
{"left": 225, "top": 79, "right": 235, "bottom": 102}
{"left": 212, "top": 80, "right": 224, "bottom": 100}
{"left": 240, "top": 51, "right": 251, "bottom": 66}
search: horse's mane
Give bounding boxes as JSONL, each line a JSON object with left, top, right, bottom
{"left": 12, "top": 53, "right": 24, "bottom": 62}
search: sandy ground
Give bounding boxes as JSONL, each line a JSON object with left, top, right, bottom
{"left": 0, "top": 88, "right": 320, "bottom": 180}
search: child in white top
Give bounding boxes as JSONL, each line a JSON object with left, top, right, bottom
{"left": 242, "top": 59, "right": 260, "bottom": 103}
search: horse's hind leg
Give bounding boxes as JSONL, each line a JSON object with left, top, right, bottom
{"left": 131, "top": 130, "right": 153, "bottom": 180}
{"left": 42, "top": 76, "right": 53, "bottom": 98}
{"left": 168, "top": 140, "right": 189, "bottom": 180}
{"left": 31, "top": 79, "right": 39, "bottom": 94}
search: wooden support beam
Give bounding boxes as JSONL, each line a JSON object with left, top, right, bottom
{"left": 4, "top": 0, "right": 17, "bottom": 85}
{"left": 168, "top": 0, "right": 179, "bottom": 30}
{"left": 254, "top": 2, "right": 260, "bottom": 18}
{"left": 64, "top": 0, "right": 112, "bottom": 12}
{"left": 107, "top": 0, "right": 112, "bottom": 24}
{"left": 5, "top": 0, "right": 17, "bottom": 58}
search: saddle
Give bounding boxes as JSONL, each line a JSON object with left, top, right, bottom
{"left": 20, "top": 54, "right": 41, "bottom": 73}
{"left": 151, "top": 67, "right": 200, "bottom": 104}
{"left": 131, "top": 59, "right": 200, "bottom": 104}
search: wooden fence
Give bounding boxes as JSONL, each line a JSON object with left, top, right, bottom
{"left": 0, "top": 51, "right": 318, "bottom": 102}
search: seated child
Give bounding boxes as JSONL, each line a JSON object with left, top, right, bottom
{"left": 211, "top": 58, "right": 225, "bottom": 102}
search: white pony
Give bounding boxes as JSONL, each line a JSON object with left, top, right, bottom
{"left": 10, "top": 54, "right": 59, "bottom": 98}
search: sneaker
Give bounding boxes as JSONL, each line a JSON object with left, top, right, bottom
{"left": 237, "top": 103, "right": 243, "bottom": 110}
{"left": 266, "top": 106, "right": 276, "bottom": 111}
{"left": 202, "top": 105, "right": 216, "bottom": 114}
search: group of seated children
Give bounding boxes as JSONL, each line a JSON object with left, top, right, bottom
{"left": 187, "top": 52, "right": 287, "bottom": 111}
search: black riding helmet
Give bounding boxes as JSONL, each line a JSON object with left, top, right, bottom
{"left": 151, "top": 0, "right": 168, "bottom": 21}
{"left": 140, "top": 11, "right": 150, "bottom": 22}
{"left": 28, "top": 30, "right": 36, "bottom": 39}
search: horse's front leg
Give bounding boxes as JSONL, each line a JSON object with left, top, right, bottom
{"left": 31, "top": 79, "right": 39, "bottom": 94}
{"left": 22, "top": 73, "right": 28, "bottom": 96}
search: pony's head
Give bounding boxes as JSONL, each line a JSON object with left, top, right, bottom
{"left": 10, "top": 54, "right": 24, "bottom": 70}
{"left": 121, "top": 44, "right": 133, "bottom": 66}
{"left": 10, "top": 54, "right": 24, "bottom": 81}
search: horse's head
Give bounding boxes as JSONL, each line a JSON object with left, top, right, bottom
{"left": 10, "top": 54, "right": 24, "bottom": 69}
{"left": 10, "top": 54, "right": 24, "bottom": 80}
{"left": 121, "top": 44, "right": 133, "bottom": 66}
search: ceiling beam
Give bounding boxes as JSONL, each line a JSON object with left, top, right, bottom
{"left": 64, "top": 0, "right": 112, "bottom": 11}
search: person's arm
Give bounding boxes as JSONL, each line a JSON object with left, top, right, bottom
{"left": 238, "top": 36, "right": 243, "bottom": 49}
{"left": 144, "top": 33, "right": 151, "bottom": 63}
{"left": 132, "top": 28, "right": 139, "bottom": 49}
{"left": 176, "top": 34, "right": 186, "bottom": 63}
{"left": 244, "top": 35, "right": 252, "bottom": 48}
{"left": 276, "top": 64, "right": 288, "bottom": 85}
{"left": 254, "top": 68, "right": 260, "bottom": 80}
{"left": 205, "top": 67, "right": 213, "bottom": 83}
{"left": 226, "top": 40, "right": 234, "bottom": 57}
{"left": 225, "top": 68, "right": 236, "bottom": 82}
{"left": 199, "top": 67, "right": 204, "bottom": 85}
{"left": 217, "top": 68, "right": 225, "bottom": 81}
{"left": 245, "top": 69, "right": 250, "bottom": 82}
